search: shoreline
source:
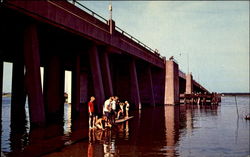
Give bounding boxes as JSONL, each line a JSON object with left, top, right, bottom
{"left": 222, "top": 93, "right": 250, "bottom": 96}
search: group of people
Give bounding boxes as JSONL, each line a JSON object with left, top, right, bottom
{"left": 88, "top": 96, "right": 130, "bottom": 130}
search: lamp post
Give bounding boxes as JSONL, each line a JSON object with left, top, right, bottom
{"left": 109, "top": 1, "right": 112, "bottom": 20}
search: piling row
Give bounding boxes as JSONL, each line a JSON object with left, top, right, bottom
{"left": 180, "top": 93, "right": 221, "bottom": 105}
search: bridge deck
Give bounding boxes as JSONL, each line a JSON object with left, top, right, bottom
{"left": 2, "top": 0, "right": 165, "bottom": 68}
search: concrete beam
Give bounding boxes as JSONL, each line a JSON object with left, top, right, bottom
{"left": 23, "top": 23, "right": 45, "bottom": 126}
{"left": 164, "top": 60, "right": 179, "bottom": 105}
{"left": 129, "top": 59, "right": 141, "bottom": 109}
{"left": 193, "top": 80, "right": 209, "bottom": 93}
{"left": 89, "top": 44, "right": 105, "bottom": 114}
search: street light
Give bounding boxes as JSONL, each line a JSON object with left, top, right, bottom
{"left": 109, "top": 1, "right": 112, "bottom": 20}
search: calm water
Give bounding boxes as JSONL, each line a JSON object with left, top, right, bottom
{"left": 1, "top": 96, "right": 249, "bottom": 157}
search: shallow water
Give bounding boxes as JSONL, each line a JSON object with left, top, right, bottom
{"left": 1, "top": 96, "right": 250, "bottom": 157}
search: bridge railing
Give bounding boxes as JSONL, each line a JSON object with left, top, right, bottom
{"left": 179, "top": 70, "right": 186, "bottom": 79}
{"left": 115, "top": 26, "right": 165, "bottom": 60}
{"left": 69, "top": 0, "right": 108, "bottom": 24}
{"left": 68, "top": 0, "right": 165, "bottom": 60}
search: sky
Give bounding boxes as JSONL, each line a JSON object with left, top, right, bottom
{"left": 2, "top": 1, "right": 249, "bottom": 93}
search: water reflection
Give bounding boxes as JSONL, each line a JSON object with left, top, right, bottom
{"left": 164, "top": 105, "right": 180, "bottom": 157}
{"left": 63, "top": 103, "right": 72, "bottom": 136}
{"left": 1, "top": 96, "right": 250, "bottom": 156}
{"left": 87, "top": 122, "right": 130, "bottom": 156}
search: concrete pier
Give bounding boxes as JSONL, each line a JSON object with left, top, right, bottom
{"left": 180, "top": 93, "right": 221, "bottom": 105}
{"left": 137, "top": 64, "right": 155, "bottom": 106}
{"left": 88, "top": 44, "right": 105, "bottom": 114}
{"left": 164, "top": 60, "right": 179, "bottom": 105}
{"left": 129, "top": 59, "right": 141, "bottom": 109}
{"left": 72, "top": 55, "right": 81, "bottom": 115}
{"left": 11, "top": 57, "right": 26, "bottom": 127}
{"left": 23, "top": 23, "right": 45, "bottom": 126}
{"left": 80, "top": 72, "right": 88, "bottom": 104}
{"left": 100, "top": 49, "right": 114, "bottom": 98}
{"left": 43, "top": 55, "right": 65, "bottom": 122}
{"left": 151, "top": 67, "right": 165, "bottom": 105}
{"left": 185, "top": 74, "right": 193, "bottom": 94}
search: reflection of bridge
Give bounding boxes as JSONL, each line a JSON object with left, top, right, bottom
{"left": 0, "top": 1, "right": 209, "bottom": 126}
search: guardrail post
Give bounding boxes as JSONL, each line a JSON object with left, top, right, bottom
{"left": 108, "top": 19, "right": 115, "bottom": 35}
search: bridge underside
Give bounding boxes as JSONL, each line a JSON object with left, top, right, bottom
{"left": 0, "top": 2, "right": 209, "bottom": 127}
{"left": 0, "top": 6, "right": 166, "bottom": 126}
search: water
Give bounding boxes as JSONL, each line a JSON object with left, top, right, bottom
{"left": 1, "top": 96, "right": 249, "bottom": 157}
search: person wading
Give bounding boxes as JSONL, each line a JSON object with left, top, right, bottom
{"left": 88, "top": 96, "right": 96, "bottom": 129}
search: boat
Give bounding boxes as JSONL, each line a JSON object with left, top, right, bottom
{"left": 115, "top": 116, "right": 134, "bottom": 124}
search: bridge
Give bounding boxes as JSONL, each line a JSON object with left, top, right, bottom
{"left": 0, "top": 1, "right": 209, "bottom": 127}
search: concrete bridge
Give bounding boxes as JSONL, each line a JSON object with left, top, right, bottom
{"left": 0, "top": 1, "right": 209, "bottom": 127}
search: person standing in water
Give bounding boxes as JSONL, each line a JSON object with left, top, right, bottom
{"left": 103, "top": 97, "right": 112, "bottom": 123}
{"left": 125, "top": 101, "right": 130, "bottom": 118}
{"left": 88, "top": 96, "right": 96, "bottom": 129}
{"left": 110, "top": 96, "right": 117, "bottom": 124}
{"left": 117, "top": 102, "right": 125, "bottom": 119}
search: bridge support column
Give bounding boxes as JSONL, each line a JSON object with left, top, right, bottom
{"left": 151, "top": 68, "right": 165, "bottom": 105}
{"left": 147, "top": 66, "right": 155, "bottom": 106}
{"left": 80, "top": 72, "right": 88, "bottom": 104}
{"left": 129, "top": 59, "right": 141, "bottom": 109}
{"left": 23, "top": 24, "right": 45, "bottom": 126}
{"left": 100, "top": 50, "right": 113, "bottom": 98}
{"left": 11, "top": 58, "right": 26, "bottom": 128}
{"left": 89, "top": 44, "right": 105, "bottom": 114}
{"left": 138, "top": 65, "right": 155, "bottom": 106}
{"left": 164, "top": 60, "right": 179, "bottom": 105}
{"left": 72, "top": 55, "right": 81, "bottom": 116}
{"left": 185, "top": 74, "right": 193, "bottom": 94}
{"left": 44, "top": 55, "right": 64, "bottom": 122}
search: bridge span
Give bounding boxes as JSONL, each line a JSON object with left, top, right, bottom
{"left": 0, "top": 1, "right": 209, "bottom": 126}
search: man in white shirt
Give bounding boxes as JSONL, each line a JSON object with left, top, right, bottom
{"left": 103, "top": 97, "right": 112, "bottom": 123}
